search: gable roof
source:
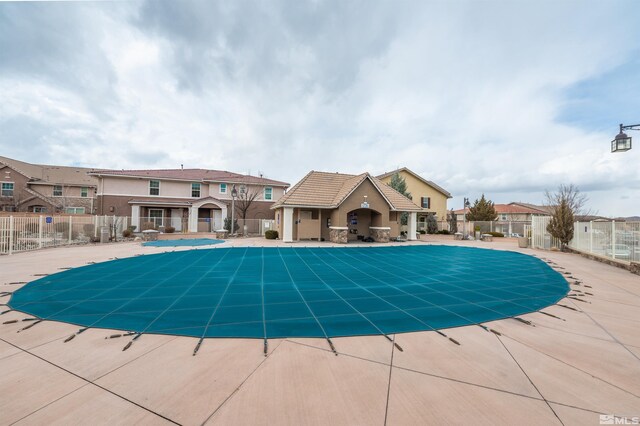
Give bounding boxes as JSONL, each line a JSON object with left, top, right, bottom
{"left": 272, "top": 171, "right": 422, "bottom": 211}
{"left": 376, "top": 167, "right": 452, "bottom": 198}
{"left": 89, "top": 168, "right": 289, "bottom": 187}
{"left": 0, "top": 156, "right": 98, "bottom": 186}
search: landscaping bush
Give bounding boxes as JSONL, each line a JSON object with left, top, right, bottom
{"left": 426, "top": 213, "right": 438, "bottom": 234}
{"left": 224, "top": 217, "right": 239, "bottom": 233}
{"left": 127, "top": 225, "right": 137, "bottom": 232}
{"left": 419, "top": 230, "right": 426, "bottom": 234}
{"left": 141, "top": 221, "right": 156, "bottom": 231}
{"left": 436, "top": 230, "right": 450, "bottom": 235}
{"left": 83, "top": 224, "right": 95, "bottom": 236}
{"left": 265, "top": 230, "right": 278, "bottom": 240}
{"left": 165, "top": 226, "right": 175, "bottom": 233}
{"left": 122, "top": 229, "right": 133, "bottom": 238}
{"left": 487, "top": 231, "right": 504, "bottom": 237}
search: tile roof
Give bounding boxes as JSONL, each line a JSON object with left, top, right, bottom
{"left": 376, "top": 167, "right": 452, "bottom": 198}
{"left": 89, "top": 168, "right": 289, "bottom": 187}
{"left": 0, "top": 156, "right": 98, "bottom": 186}
{"left": 272, "top": 171, "right": 422, "bottom": 211}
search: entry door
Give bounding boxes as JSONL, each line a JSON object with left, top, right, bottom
{"left": 171, "top": 209, "right": 182, "bottom": 231}
{"left": 213, "top": 210, "right": 222, "bottom": 230}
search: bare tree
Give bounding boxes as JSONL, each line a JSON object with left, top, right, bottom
{"left": 234, "top": 185, "right": 261, "bottom": 233}
{"left": 545, "top": 184, "right": 588, "bottom": 251}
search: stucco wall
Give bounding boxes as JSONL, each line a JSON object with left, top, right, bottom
{"left": 379, "top": 171, "right": 449, "bottom": 220}
{"left": 334, "top": 179, "right": 391, "bottom": 227}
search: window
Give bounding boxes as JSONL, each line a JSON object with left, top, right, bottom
{"left": 191, "top": 183, "right": 201, "bottom": 198}
{"left": 149, "top": 180, "right": 160, "bottom": 196}
{"left": 149, "top": 209, "right": 164, "bottom": 226}
{"left": 239, "top": 184, "right": 247, "bottom": 195}
{"left": 65, "top": 207, "right": 85, "bottom": 214}
{"left": 81, "top": 187, "right": 88, "bottom": 197}
{"left": 53, "top": 185, "right": 63, "bottom": 197}
{"left": 2, "top": 205, "right": 16, "bottom": 212}
{"left": 264, "top": 187, "right": 273, "bottom": 201}
{"left": 32, "top": 206, "right": 46, "bottom": 213}
{"left": 1, "top": 182, "right": 13, "bottom": 197}
{"left": 219, "top": 183, "right": 227, "bottom": 194}
{"left": 421, "top": 197, "right": 431, "bottom": 209}
{"left": 501, "top": 214, "right": 508, "bottom": 221}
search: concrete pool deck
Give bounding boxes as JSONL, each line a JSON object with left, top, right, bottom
{"left": 1, "top": 235, "right": 639, "bottom": 425}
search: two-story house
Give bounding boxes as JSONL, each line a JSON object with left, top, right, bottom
{"left": 377, "top": 167, "right": 452, "bottom": 225}
{"left": 0, "top": 156, "right": 98, "bottom": 214}
{"left": 89, "top": 168, "right": 289, "bottom": 232}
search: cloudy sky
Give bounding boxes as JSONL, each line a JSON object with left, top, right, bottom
{"left": 1, "top": 1, "right": 639, "bottom": 216}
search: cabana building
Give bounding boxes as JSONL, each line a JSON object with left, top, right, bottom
{"left": 271, "top": 171, "right": 423, "bottom": 243}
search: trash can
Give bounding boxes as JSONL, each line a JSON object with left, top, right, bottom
{"left": 100, "top": 226, "right": 109, "bottom": 243}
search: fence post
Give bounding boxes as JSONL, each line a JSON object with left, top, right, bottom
{"left": 8, "top": 216, "right": 14, "bottom": 255}
{"left": 68, "top": 216, "right": 72, "bottom": 244}
{"left": 39, "top": 215, "right": 43, "bottom": 249}
{"left": 589, "top": 221, "right": 593, "bottom": 254}
{"left": 93, "top": 215, "right": 98, "bottom": 238}
{"left": 611, "top": 221, "right": 616, "bottom": 259}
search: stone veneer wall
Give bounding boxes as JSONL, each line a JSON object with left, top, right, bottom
{"left": 329, "top": 228, "right": 348, "bottom": 244}
{"left": 370, "top": 227, "right": 390, "bottom": 243}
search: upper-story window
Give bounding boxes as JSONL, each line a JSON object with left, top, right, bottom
{"left": 219, "top": 183, "right": 227, "bottom": 194}
{"left": 149, "top": 180, "right": 160, "bottom": 196}
{"left": 501, "top": 214, "right": 508, "bottom": 221}
{"left": 421, "top": 197, "right": 430, "bottom": 209}
{"left": 239, "top": 184, "right": 247, "bottom": 195}
{"left": 1, "top": 182, "right": 14, "bottom": 197}
{"left": 191, "top": 183, "right": 201, "bottom": 198}
{"left": 81, "top": 187, "right": 88, "bottom": 197}
{"left": 53, "top": 185, "right": 63, "bottom": 197}
{"left": 264, "top": 187, "right": 273, "bottom": 201}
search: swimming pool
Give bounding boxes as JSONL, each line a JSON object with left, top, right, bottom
{"left": 8, "top": 245, "right": 568, "bottom": 339}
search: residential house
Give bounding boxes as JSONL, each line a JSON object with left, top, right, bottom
{"left": 271, "top": 171, "right": 423, "bottom": 243}
{"left": 0, "top": 156, "right": 98, "bottom": 214}
{"left": 454, "top": 203, "right": 549, "bottom": 222}
{"left": 89, "top": 169, "right": 289, "bottom": 232}
{"left": 377, "top": 168, "right": 452, "bottom": 228}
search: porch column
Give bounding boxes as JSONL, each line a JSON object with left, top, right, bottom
{"left": 283, "top": 207, "right": 294, "bottom": 242}
{"left": 408, "top": 212, "right": 418, "bottom": 240}
{"left": 131, "top": 205, "right": 140, "bottom": 231}
{"left": 188, "top": 207, "right": 199, "bottom": 233}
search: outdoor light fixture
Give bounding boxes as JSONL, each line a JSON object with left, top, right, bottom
{"left": 611, "top": 123, "right": 639, "bottom": 153}
{"left": 462, "top": 197, "right": 470, "bottom": 239}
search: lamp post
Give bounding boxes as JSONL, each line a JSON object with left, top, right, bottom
{"left": 611, "top": 123, "right": 639, "bottom": 153}
{"left": 230, "top": 184, "right": 237, "bottom": 236}
{"left": 462, "top": 197, "right": 470, "bottom": 239}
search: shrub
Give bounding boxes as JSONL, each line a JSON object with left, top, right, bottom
{"left": 224, "top": 217, "right": 239, "bottom": 233}
{"left": 127, "top": 225, "right": 137, "bottom": 232}
{"left": 487, "top": 231, "right": 504, "bottom": 237}
{"left": 436, "top": 230, "right": 450, "bottom": 235}
{"left": 426, "top": 213, "right": 438, "bottom": 234}
{"left": 83, "top": 224, "right": 95, "bottom": 236}
{"left": 165, "top": 226, "right": 175, "bottom": 233}
{"left": 265, "top": 230, "right": 278, "bottom": 240}
{"left": 122, "top": 229, "right": 133, "bottom": 238}
{"left": 419, "top": 230, "right": 426, "bottom": 234}
{"left": 142, "top": 221, "right": 156, "bottom": 231}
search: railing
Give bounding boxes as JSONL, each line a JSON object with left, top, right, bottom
{"left": 571, "top": 221, "right": 640, "bottom": 263}
{"left": 0, "top": 215, "right": 130, "bottom": 255}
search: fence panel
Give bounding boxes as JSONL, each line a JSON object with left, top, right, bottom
{"left": 571, "top": 221, "right": 640, "bottom": 263}
{"left": 531, "top": 216, "right": 561, "bottom": 250}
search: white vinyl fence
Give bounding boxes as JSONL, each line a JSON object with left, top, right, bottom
{"left": 0, "top": 215, "right": 129, "bottom": 255}
{"left": 530, "top": 216, "right": 561, "bottom": 250}
{"left": 570, "top": 221, "right": 640, "bottom": 262}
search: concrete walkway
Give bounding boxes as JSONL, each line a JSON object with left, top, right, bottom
{"left": 1, "top": 236, "right": 639, "bottom": 425}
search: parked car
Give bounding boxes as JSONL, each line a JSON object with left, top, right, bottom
{"left": 604, "top": 244, "right": 631, "bottom": 259}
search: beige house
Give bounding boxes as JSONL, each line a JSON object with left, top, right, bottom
{"left": 271, "top": 171, "right": 423, "bottom": 243}
{"left": 454, "top": 203, "right": 549, "bottom": 222}
{"left": 0, "top": 156, "right": 97, "bottom": 214}
{"left": 377, "top": 168, "right": 452, "bottom": 227}
{"left": 89, "top": 169, "right": 289, "bottom": 232}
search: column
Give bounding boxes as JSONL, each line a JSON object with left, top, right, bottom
{"left": 188, "top": 207, "right": 199, "bottom": 233}
{"left": 408, "top": 212, "right": 418, "bottom": 240}
{"left": 283, "top": 207, "right": 294, "bottom": 242}
{"left": 131, "top": 205, "right": 140, "bottom": 232}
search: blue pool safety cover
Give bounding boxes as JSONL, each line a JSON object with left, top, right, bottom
{"left": 9, "top": 246, "right": 568, "bottom": 339}
{"left": 142, "top": 238, "right": 224, "bottom": 247}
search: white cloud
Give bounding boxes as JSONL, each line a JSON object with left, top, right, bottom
{"left": 1, "top": 0, "right": 639, "bottom": 216}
